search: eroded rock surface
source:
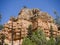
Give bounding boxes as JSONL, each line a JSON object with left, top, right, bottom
{"left": 0, "top": 8, "right": 60, "bottom": 45}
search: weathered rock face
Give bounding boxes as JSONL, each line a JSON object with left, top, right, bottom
{"left": 18, "top": 8, "right": 33, "bottom": 20}
{"left": 0, "top": 8, "right": 60, "bottom": 45}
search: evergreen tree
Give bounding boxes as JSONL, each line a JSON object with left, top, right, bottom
{"left": 54, "top": 10, "right": 60, "bottom": 25}
{"left": 0, "top": 25, "right": 3, "bottom": 30}
{"left": 22, "top": 37, "right": 36, "bottom": 45}
{"left": 27, "top": 25, "right": 33, "bottom": 40}
{"left": 56, "top": 35, "right": 60, "bottom": 45}
{"left": 47, "top": 25, "right": 56, "bottom": 45}
{"left": 22, "top": 28, "right": 47, "bottom": 45}
{"left": 10, "top": 16, "right": 15, "bottom": 45}
{"left": 47, "top": 37, "right": 56, "bottom": 45}
{"left": 0, "top": 33, "right": 6, "bottom": 45}
{"left": 31, "top": 29, "right": 47, "bottom": 45}
{"left": 0, "top": 13, "right": 3, "bottom": 30}
{"left": 50, "top": 25, "right": 54, "bottom": 38}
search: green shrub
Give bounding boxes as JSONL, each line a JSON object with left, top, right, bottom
{"left": 22, "top": 37, "right": 36, "bottom": 45}
{"left": 5, "top": 43, "right": 8, "bottom": 45}
{"left": 47, "top": 37, "right": 56, "bottom": 45}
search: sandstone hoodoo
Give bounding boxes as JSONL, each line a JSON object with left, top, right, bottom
{"left": 0, "top": 8, "right": 60, "bottom": 45}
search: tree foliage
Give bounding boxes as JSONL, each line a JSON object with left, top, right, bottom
{"left": 31, "top": 29, "right": 47, "bottom": 45}
{"left": 27, "top": 25, "right": 33, "bottom": 40}
{"left": 22, "top": 37, "right": 36, "bottom": 45}
{"left": 0, "top": 25, "right": 4, "bottom": 30}
{"left": 0, "top": 34, "right": 6, "bottom": 45}
{"left": 47, "top": 37, "right": 56, "bottom": 45}
{"left": 56, "top": 35, "right": 60, "bottom": 45}
{"left": 50, "top": 25, "right": 54, "bottom": 38}
{"left": 54, "top": 10, "right": 60, "bottom": 25}
{"left": 22, "top": 28, "right": 47, "bottom": 45}
{"left": 22, "top": 25, "right": 60, "bottom": 45}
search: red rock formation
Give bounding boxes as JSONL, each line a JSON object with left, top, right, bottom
{"left": 0, "top": 8, "right": 60, "bottom": 45}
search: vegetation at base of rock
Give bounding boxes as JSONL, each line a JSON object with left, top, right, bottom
{"left": 5, "top": 43, "right": 8, "bottom": 45}
{"left": 27, "top": 25, "right": 33, "bottom": 40}
{"left": 56, "top": 35, "right": 60, "bottom": 45}
{"left": 31, "top": 29, "right": 47, "bottom": 45}
{"left": 47, "top": 37, "right": 56, "bottom": 45}
{"left": 22, "top": 29, "right": 47, "bottom": 45}
{"left": 22, "top": 38, "right": 36, "bottom": 45}
{"left": 0, "top": 34, "right": 6, "bottom": 45}
{"left": 22, "top": 28, "right": 60, "bottom": 45}
{"left": 50, "top": 25, "right": 54, "bottom": 38}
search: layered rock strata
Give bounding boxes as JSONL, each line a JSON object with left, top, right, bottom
{"left": 0, "top": 8, "right": 60, "bottom": 45}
